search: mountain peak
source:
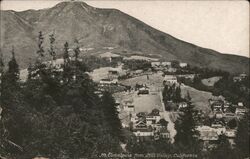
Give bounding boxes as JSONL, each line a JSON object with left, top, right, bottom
{"left": 53, "top": 1, "right": 93, "bottom": 12}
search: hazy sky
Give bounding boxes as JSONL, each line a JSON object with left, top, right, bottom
{"left": 1, "top": 0, "right": 249, "bottom": 57}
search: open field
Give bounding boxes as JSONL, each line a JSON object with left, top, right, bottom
{"left": 90, "top": 65, "right": 124, "bottom": 82}
{"left": 180, "top": 84, "right": 223, "bottom": 114}
{"left": 201, "top": 76, "right": 222, "bottom": 87}
{"left": 133, "top": 93, "right": 163, "bottom": 113}
{"left": 119, "top": 73, "right": 164, "bottom": 88}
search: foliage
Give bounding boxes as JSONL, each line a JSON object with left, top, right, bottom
{"left": 235, "top": 113, "right": 250, "bottom": 158}
{"left": 0, "top": 33, "right": 123, "bottom": 158}
{"left": 174, "top": 98, "right": 200, "bottom": 153}
{"left": 122, "top": 59, "right": 151, "bottom": 71}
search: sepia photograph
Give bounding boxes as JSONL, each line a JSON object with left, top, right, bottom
{"left": 0, "top": 0, "right": 249, "bottom": 158}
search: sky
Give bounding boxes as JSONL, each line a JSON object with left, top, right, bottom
{"left": 1, "top": 0, "right": 249, "bottom": 57}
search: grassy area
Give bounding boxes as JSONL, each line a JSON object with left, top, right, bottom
{"left": 133, "top": 93, "right": 163, "bottom": 113}
{"left": 180, "top": 84, "right": 222, "bottom": 115}
{"left": 201, "top": 76, "right": 222, "bottom": 87}
{"left": 119, "top": 73, "right": 164, "bottom": 88}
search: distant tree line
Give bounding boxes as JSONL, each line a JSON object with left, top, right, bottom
{"left": 122, "top": 59, "right": 151, "bottom": 71}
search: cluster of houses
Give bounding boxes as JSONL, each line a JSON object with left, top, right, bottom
{"left": 130, "top": 109, "right": 170, "bottom": 141}
{"left": 151, "top": 61, "right": 188, "bottom": 73}
{"left": 233, "top": 73, "right": 247, "bottom": 82}
{"left": 195, "top": 97, "right": 248, "bottom": 148}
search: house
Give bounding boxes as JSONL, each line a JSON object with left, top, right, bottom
{"left": 133, "top": 127, "right": 154, "bottom": 140}
{"left": 215, "top": 112, "right": 223, "bottom": 119}
{"left": 210, "top": 100, "right": 224, "bottom": 112}
{"left": 138, "top": 89, "right": 149, "bottom": 95}
{"left": 225, "top": 129, "right": 236, "bottom": 138}
{"left": 134, "top": 119, "right": 147, "bottom": 129}
{"left": 235, "top": 107, "right": 247, "bottom": 116}
{"left": 164, "top": 75, "right": 178, "bottom": 84}
{"left": 176, "top": 74, "right": 196, "bottom": 80}
{"left": 161, "top": 62, "right": 171, "bottom": 67}
{"left": 211, "top": 121, "right": 226, "bottom": 135}
{"left": 233, "top": 76, "right": 241, "bottom": 82}
{"left": 123, "top": 100, "right": 135, "bottom": 112}
{"left": 233, "top": 73, "right": 247, "bottom": 82}
{"left": 196, "top": 126, "right": 219, "bottom": 141}
{"left": 165, "top": 67, "right": 177, "bottom": 73}
{"left": 224, "top": 113, "right": 237, "bottom": 123}
{"left": 99, "top": 78, "right": 118, "bottom": 85}
{"left": 178, "top": 102, "right": 188, "bottom": 109}
{"left": 145, "top": 109, "right": 161, "bottom": 126}
{"left": 108, "top": 70, "right": 119, "bottom": 79}
{"left": 239, "top": 73, "right": 247, "bottom": 79}
{"left": 151, "top": 62, "right": 161, "bottom": 68}
{"left": 159, "top": 127, "right": 170, "bottom": 139}
{"left": 179, "top": 62, "right": 188, "bottom": 68}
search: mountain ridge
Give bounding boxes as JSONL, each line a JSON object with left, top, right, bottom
{"left": 1, "top": 1, "right": 249, "bottom": 74}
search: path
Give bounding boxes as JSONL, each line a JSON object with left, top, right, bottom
{"left": 159, "top": 89, "right": 177, "bottom": 143}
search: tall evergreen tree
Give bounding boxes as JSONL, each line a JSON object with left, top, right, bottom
{"left": 62, "top": 42, "right": 71, "bottom": 81}
{"left": 0, "top": 52, "right": 4, "bottom": 74}
{"left": 101, "top": 91, "right": 123, "bottom": 141}
{"left": 36, "top": 31, "right": 45, "bottom": 60}
{"left": 235, "top": 113, "right": 249, "bottom": 158}
{"left": 48, "top": 33, "right": 56, "bottom": 61}
{"left": 174, "top": 96, "right": 199, "bottom": 152}
{"left": 74, "top": 39, "right": 80, "bottom": 61}
{"left": 63, "top": 42, "right": 70, "bottom": 64}
{"left": 7, "top": 47, "right": 19, "bottom": 83}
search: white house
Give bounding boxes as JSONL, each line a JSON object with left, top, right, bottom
{"left": 225, "top": 129, "right": 236, "bottom": 138}
{"left": 99, "top": 78, "right": 118, "bottom": 85}
{"left": 133, "top": 128, "right": 154, "bottom": 137}
{"left": 151, "top": 62, "right": 161, "bottom": 67}
{"left": 196, "top": 126, "right": 219, "bottom": 141}
{"left": 161, "top": 62, "right": 171, "bottom": 67}
{"left": 179, "top": 62, "right": 188, "bottom": 68}
{"left": 164, "top": 75, "right": 178, "bottom": 84}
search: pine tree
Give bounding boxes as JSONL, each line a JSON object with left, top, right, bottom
{"left": 36, "top": 31, "right": 45, "bottom": 60}
{"left": 101, "top": 91, "right": 123, "bottom": 141}
{"left": 48, "top": 33, "right": 56, "bottom": 61}
{"left": 0, "top": 52, "right": 4, "bottom": 75}
{"left": 62, "top": 42, "right": 71, "bottom": 81}
{"left": 175, "top": 86, "right": 182, "bottom": 102}
{"left": 7, "top": 47, "right": 19, "bottom": 83}
{"left": 63, "top": 42, "right": 70, "bottom": 64}
{"left": 235, "top": 113, "right": 249, "bottom": 158}
{"left": 174, "top": 96, "right": 199, "bottom": 150}
{"left": 74, "top": 39, "right": 80, "bottom": 61}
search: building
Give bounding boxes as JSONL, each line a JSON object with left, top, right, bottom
{"left": 164, "top": 75, "right": 178, "bottom": 84}
{"left": 210, "top": 100, "right": 224, "bottom": 112}
{"left": 146, "top": 110, "right": 161, "bottom": 126}
{"left": 133, "top": 127, "right": 154, "bottom": 137}
{"left": 233, "top": 73, "right": 247, "bottom": 82}
{"left": 161, "top": 62, "right": 171, "bottom": 67}
{"left": 179, "top": 62, "right": 188, "bottom": 68}
{"left": 151, "top": 62, "right": 161, "bottom": 68}
{"left": 108, "top": 70, "right": 119, "bottom": 80}
{"left": 123, "top": 100, "right": 135, "bottom": 112}
{"left": 178, "top": 102, "right": 188, "bottom": 109}
{"left": 225, "top": 129, "right": 236, "bottom": 138}
{"left": 196, "top": 126, "right": 219, "bottom": 141}
{"left": 99, "top": 78, "right": 118, "bottom": 85}
{"left": 159, "top": 127, "right": 170, "bottom": 139}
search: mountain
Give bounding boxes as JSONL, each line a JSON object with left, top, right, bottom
{"left": 1, "top": 1, "right": 249, "bottom": 74}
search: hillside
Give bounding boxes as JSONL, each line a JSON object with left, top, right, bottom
{"left": 0, "top": 1, "right": 249, "bottom": 74}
